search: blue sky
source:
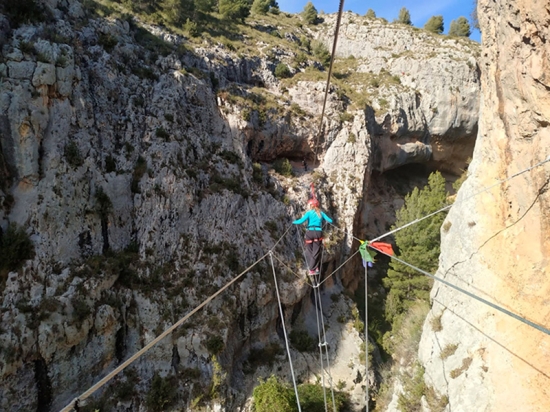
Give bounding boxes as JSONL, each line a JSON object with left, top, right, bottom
{"left": 277, "top": 0, "right": 481, "bottom": 42}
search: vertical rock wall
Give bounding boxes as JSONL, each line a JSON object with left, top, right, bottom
{"left": 419, "top": 1, "right": 550, "bottom": 411}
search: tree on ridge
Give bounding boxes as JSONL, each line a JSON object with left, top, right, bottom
{"left": 396, "top": 7, "right": 411, "bottom": 25}
{"left": 301, "top": 1, "right": 318, "bottom": 25}
{"left": 424, "top": 15, "right": 444, "bottom": 34}
{"left": 449, "top": 16, "right": 472, "bottom": 37}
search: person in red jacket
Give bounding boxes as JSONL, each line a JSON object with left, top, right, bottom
{"left": 293, "top": 198, "right": 333, "bottom": 275}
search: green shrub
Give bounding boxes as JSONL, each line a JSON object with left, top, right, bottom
{"left": 289, "top": 330, "right": 316, "bottom": 352}
{"left": 396, "top": 7, "right": 412, "bottom": 25}
{"left": 95, "top": 187, "right": 113, "bottom": 220}
{"left": 18, "top": 40, "right": 35, "bottom": 55}
{"left": 253, "top": 376, "right": 296, "bottom": 412}
{"left": 431, "top": 314, "right": 443, "bottom": 331}
{"left": 131, "top": 156, "right": 147, "bottom": 193}
{"left": 219, "top": 0, "right": 251, "bottom": 21}
{"left": 0, "top": 223, "right": 35, "bottom": 274}
{"left": 184, "top": 18, "right": 199, "bottom": 37}
{"left": 449, "top": 357, "right": 472, "bottom": 379}
{"left": 2, "top": 0, "right": 49, "bottom": 28}
{"left": 424, "top": 15, "right": 444, "bottom": 34}
{"left": 98, "top": 33, "right": 118, "bottom": 53}
{"left": 64, "top": 141, "right": 84, "bottom": 168}
{"left": 264, "top": 220, "right": 278, "bottom": 239}
{"left": 155, "top": 127, "right": 170, "bottom": 141}
{"left": 146, "top": 373, "right": 177, "bottom": 412}
{"left": 252, "top": 163, "right": 263, "bottom": 183}
{"left": 365, "top": 9, "right": 376, "bottom": 19}
{"left": 449, "top": 16, "right": 471, "bottom": 37}
{"left": 299, "top": 36, "right": 311, "bottom": 51}
{"left": 253, "top": 377, "right": 349, "bottom": 412}
{"left": 398, "top": 362, "right": 426, "bottom": 411}
{"left": 339, "top": 112, "right": 354, "bottom": 123}
{"left": 251, "top": 0, "right": 271, "bottom": 15}
{"left": 243, "top": 343, "right": 282, "bottom": 373}
{"left": 219, "top": 150, "right": 242, "bottom": 166}
{"left": 298, "top": 383, "right": 349, "bottom": 412}
{"left": 205, "top": 335, "right": 224, "bottom": 355}
{"left": 105, "top": 155, "right": 116, "bottom": 173}
{"left": 311, "top": 41, "right": 331, "bottom": 66}
{"left": 273, "top": 158, "right": 293, "bottom": 177}
{"left": 440, "top": 343, "right": 458, "bottom": 359}
{"left": 293, "top": 52, "right": 308, "bottom": 67}
{"left": 301, "top": 2, "right": 318, "bottom": 24}
{"left": 71, "top": 296, "right": 91, "bottom": 322}
{"left": 274, "top": 63, "right": 291, "bottom": 79}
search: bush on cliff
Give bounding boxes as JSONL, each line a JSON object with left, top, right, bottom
{"left": 253, "top": 376, "right": 350, "bottom": 412}
{"left": 0, "top": 223, "right": 35, "bottom": 274}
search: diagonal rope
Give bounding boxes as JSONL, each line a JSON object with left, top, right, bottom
{"left": 61, "top": 224, "right": 294, "bottom": 412}
{"left": 369, "top": 246, "right": 550, "bottom": 337}
{"left": 370, "top": 155, "right": 550, "bottom": 243}
{"left": 271, "top": 253, "right": 313, "bottom": 287}
{"left": 316, "top": 248, "right": 361, "bottom": 288}
{"left": 269, "top": 252, "right": 302, "bottom": 412}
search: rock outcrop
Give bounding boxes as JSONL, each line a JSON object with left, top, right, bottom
{"left": 0, "top": 2, "right": 480, "bottom": 410}
{"left": 317, "top": 13, "right": 480, "bottom": 176}
{"left": 418, "top": 1, "right": 550, "bottom": 411}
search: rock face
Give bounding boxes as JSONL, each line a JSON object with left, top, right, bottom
{"left": 418, "top": 1, "right": 550, "bottom": 411}
{"left": 317, "top": 13, "right": 480, "bottom": 176}
{"left": 0, "top": 2, "right": 479, "bottom": 411}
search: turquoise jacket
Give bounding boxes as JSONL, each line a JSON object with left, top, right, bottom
{"left": 293, "top": 210, "right": 333, "bottom": 230}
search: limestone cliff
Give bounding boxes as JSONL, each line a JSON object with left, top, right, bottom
{"left": 418, "top": 1, "right": 550, "bottom": 411}
{"left": 0, "top": 1, "right": 480, "bottom": 410}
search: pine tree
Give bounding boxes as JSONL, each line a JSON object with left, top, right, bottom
{"left": 301, "top": 2, "right": 318, "bottom": 25}
{"left": 449, "top": 16, "right": 471, "bottom": 37}
{"left": 251, "top": 0, "right": 277, "bottom": 15}
{"left": 383, "top": 171, "right": 448, "bottom": 323}
{"left": 424, "top": 15, "right": 444, "bottom": 34}
{"left": 194, "top": 0, "right": 216, "bottom": 14}
{"left": 365, "top": 8, "right": 376, "bottom": 19}
{"left": 396, "top": 7, "right": 411, "bottom": 25}
{"left": 163, "top": 0, "right": 194, "bottom": 24}
{"left": 218, "top": 0, "right": 251, "bottom": 21}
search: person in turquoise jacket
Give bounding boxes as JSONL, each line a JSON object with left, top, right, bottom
{"left": 293, "top": 198, "right": 333, "bottom": 275}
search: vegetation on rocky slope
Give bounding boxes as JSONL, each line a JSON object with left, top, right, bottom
{"left": 0, "top": 0, "right": 479, "bottom": 410}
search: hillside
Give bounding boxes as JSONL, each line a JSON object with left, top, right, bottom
{"left": 0, "top": 1, "right": 480, "bottom": 410}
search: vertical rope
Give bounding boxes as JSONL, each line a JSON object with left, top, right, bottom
{"left": 312, "top": 274, "right": 329, "bottom": 412}
{"left": 269, "top": 252, "right": 302, "bottom": 412}
{"left": 314, "top": 280, "right": 338, "bottom": 411}
{"left": 365, "top": 263, "right": 369, "bottom": 412}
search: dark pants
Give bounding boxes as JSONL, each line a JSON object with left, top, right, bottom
{"left": 305, "top": 230, "right": 322, "bottom": 271}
